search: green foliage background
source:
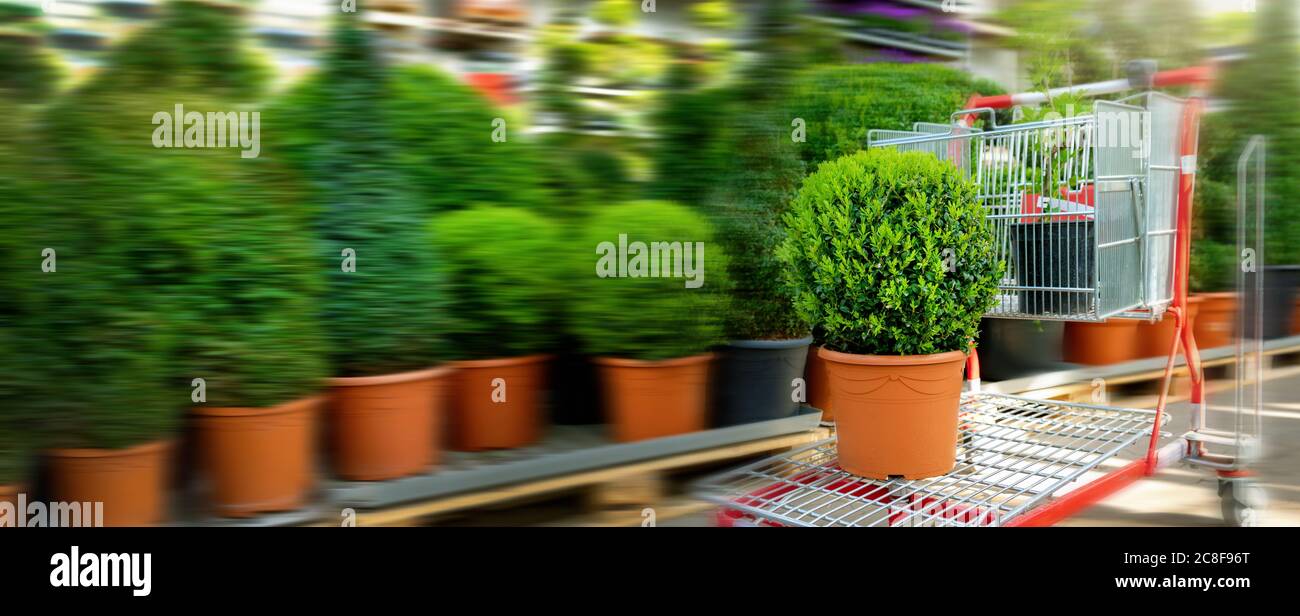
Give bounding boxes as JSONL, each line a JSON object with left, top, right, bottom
{"left": 1216, "top": 0, "right": 1300, "bottom": 265}
{"left": 781, "top": 149, "right": 1002, "bottom": 356}
{"left": 569, "top": 201, "right": 731, "bottom": 360}
{"left": 0, "top": 33, "right": 62, "bottom": 102}
{"left": 432, "top": 205, "right": 562, "bottom": 360}
{"left": 790, "top": 63, "right": 1003, "bottom": 167}
{"left": 386, "top": 65, "right": 549, "bottom": 214}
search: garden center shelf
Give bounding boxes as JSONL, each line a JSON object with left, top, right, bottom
{"left": 324, "top": 407, "right": 823, "bottom": 511}
{"left": 695, "top": 392, "right": 1166, "bottom": 527}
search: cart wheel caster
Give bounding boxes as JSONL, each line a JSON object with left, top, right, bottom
{"left": 1218, "top": 479, "right": 1264, "bottom": 527}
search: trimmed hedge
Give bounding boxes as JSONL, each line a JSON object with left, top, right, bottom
{"left": 781, "top": 149, "right": 1002, "bottom": 355}
{"left": 791, "top": 63, "right": 1004, "bottom": 167}
{"left": 272, "top": 17, "right": 444, "bottom": 377}
{"left": 432, "top": 205, "right": 561, "bottom": 359}
{"left": 570, "top": 201, "right": 731, "bottom": 360}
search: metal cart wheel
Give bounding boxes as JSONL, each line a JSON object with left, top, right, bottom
{"left": 1218, "top": 479, "right": 1264, "bottom": 527}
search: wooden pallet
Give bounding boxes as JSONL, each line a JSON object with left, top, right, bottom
{"left": 322, "top": 428, "right": 830, "bottom": 527}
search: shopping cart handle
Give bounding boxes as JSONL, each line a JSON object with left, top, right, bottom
{"left": 951, "top": 107, "right": 999, "bottom": 129}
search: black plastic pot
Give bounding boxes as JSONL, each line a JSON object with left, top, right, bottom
{"left": 1011, "top": 220, "right": 1095, "bottom": 316}
{"left": 1244, "top": 265, "right": 1300, "bottom": 340}
{"left": 976, "top": 318, "right": 1072, "bottom": 381}
{"left": 714, "top": 337, "right": 812, "bottom": 427}
{"left": 547, "top": 335, "right": 603, "bottom": 425}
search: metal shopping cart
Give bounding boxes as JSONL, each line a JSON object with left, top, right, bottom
{"left": 696, "top": 63, "right": 1267, "bottom": 527}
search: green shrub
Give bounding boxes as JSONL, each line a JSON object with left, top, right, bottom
{"left": 175, "top": 152, "right": 328, "bottom": 408}
{"left": 1216, "top": 0, "right": 1300, "bottom": 264}
{"left": 432, "top": 206, "right": 561, "bottom": 359}
{"left": 83, "top": 0, "right": 271, "bottom": 101}
{"left": 21, "top": 1, "right": 277, "bottom": 448}
{"left": 712, "top": 96, "right": 808, "bottom": 340}
{"left": 791, "top": 63, "right": 1003, "bottom": 167}
{"left": 272, "top": 17, "right": 444, "bottom": 377}
{"left": 570, "top": 201, "right": 731, "bottom": 360}
{"left": 780, "top": 149, "right": 1002, "bottom": 355}
{"left": 1189, "top": 178, "right": 1236, "bottom": 294}
{"left": 536, "top": 134, "right": 637, "bottom": 216}
{"left": 649, "top": 61, "right": 734, "bottom": 205}
{"left": 0, "top": 32, "right": 63, "bottom": 102}
{"left": 32, "top": 89, "right": 193, "bottom": 449}
{"left": 386, "top": 65, "right": 549, "bottom": 214}
{"left": 707, "top": 0, "right": 817, "bottom": 341}
{"left": 0, "top": 105, "right": 39, "bottom": 480}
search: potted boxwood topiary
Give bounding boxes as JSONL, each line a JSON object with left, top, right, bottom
{"left": 29, "top": 0, "right": 275, "bottom": 525}
{"left": 432, "top": 205, "right": 560, "bottom": 450}
{"left": 709, "top": 24, "right": 812, "bottom": 426}
{"left": 36, "top": 89, "right": 187, "bottom": 525}
{"left": 183, "top": 151, "right": 329, "bottom": 517}
{"left": 781, "top": 149, "right": 1001, "bottom": 479}
{"left": 273, "top": 16, "right": 447, "bottom": 481}
{"left": 0, "top": 104, "right": 38, "bottom": 508}
{"left": 570, "top": 201, "right": 731, "bottom": 442}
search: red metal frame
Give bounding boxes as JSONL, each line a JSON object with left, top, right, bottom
{"left": 964, "top": 74, "right": 1208, "bottom": 525}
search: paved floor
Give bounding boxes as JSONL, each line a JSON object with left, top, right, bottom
{"left": 1059, "top": 364, "right": 1300, "bottom": 527}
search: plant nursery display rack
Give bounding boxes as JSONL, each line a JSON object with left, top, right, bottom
{"left": 697, "top": 63, "right": 1269, "bottom": 527}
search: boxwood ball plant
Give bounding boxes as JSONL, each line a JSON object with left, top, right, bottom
{"left": 570, "top": 201, "right": 731, "bottom": 361}
{"left": 780, "top": 149, "right": 1002, "bottom": 356}
{"left": 431, "top": 205, "right": 561, "bottom": 360}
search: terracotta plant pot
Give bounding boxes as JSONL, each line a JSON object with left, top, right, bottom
{"left": 820, "top": 347, "right": 966, "bottom": 480}
{"left": 47, "top": 440, "right": 172, "bottom": 526}
{"left": 1063, "top": 320, "right": 1141, "bottom": 365}
{"left": 804, "top": 346, "right": 834, "bottom": 421}
{"left": 1193, "top": 292, "right": 1237, "bottom": 350}
{"left": 447, "top": 355, "right": 548, "bottom": 451}
{"left": 328, "top": 366, "right": 450, "bottom": 481}
{"left": 1137, "top": 297, "right": 1202, "bottom": 358}
{"left": 594, "top": 354, "right": 711, "bottom": 442}
{"left": 194, "top": 396, "right": 321, "bottom": 518}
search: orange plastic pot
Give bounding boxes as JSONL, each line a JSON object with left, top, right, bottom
{"left": 594, "top": 354, "right": 711, "bottom": 442}
{"left": 1193, "top": 292, "right": 1237, "bottom": 350}
{"left": 47, "top": 440, "right": 172, "bottom": 526}
{"left": 1137, "top": 297, "right": 1202, "bottom": 358}
{"left": 820, "top": 347, "right": 966, "bottom": 480}
{"left": 194, "top": 395, "right": 321, "bottom": 517}
{"left": 1063, "top": 320, "right": 1141, "bottom": 365}
{"left": 804, "top": 346, "right": 834, "bottom": 421}
{"left": 448, "top": 355, "right": 548, "bottom": 451}
{"left": 328, "top": 366, "right": 450, "bottom": 481}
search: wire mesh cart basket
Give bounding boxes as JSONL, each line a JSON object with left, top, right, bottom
{"left": 696, "top": 64, "right": 1266, "bottom": 527}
